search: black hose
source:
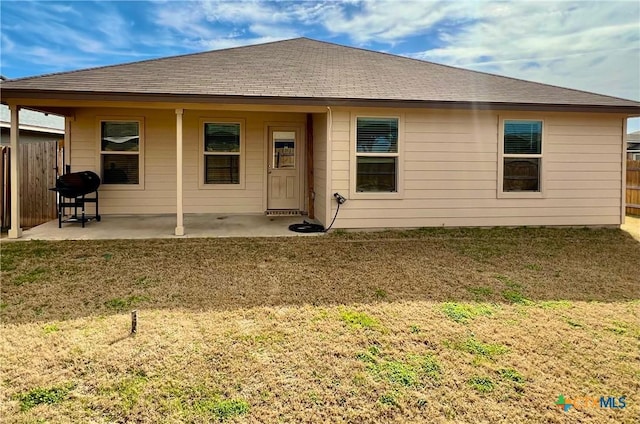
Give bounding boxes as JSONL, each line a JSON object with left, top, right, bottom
{"left": 287, "top": 221, "right": 325, "bottom": 233}
{"left": 288, "top": 202, "right": 341, "bottom": 233}
{"left": 324, "top": 201, "right": 341, "bottom": 232}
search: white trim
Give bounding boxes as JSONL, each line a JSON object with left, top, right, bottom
{"left": 198, "top": 118, "right": 246, "bottom": 190}
{"left": 0, "top": 121, "right": 65, "bottom": 134}
{"left": 497, "top": 116, "right": 546, "bottom": 199}
{"left": 64, "top": 116, "right": 72, "bottom": 171}
{"left": 8, "top": 104, "right": 22, "bottom": 238}
{"left": 175, "top": 109, "right": 184, "bottom": 236}
{"left": 325, "top": 108, "right": 333, "bottom": 227}
{"left": 96, "top": 116, "right": 145, "bottom": 190}
{"left": 264, "top": 124, "right": 305, "bottom": 211}
{"left": 349, "top": 113, "right": 404, "bottom": 200}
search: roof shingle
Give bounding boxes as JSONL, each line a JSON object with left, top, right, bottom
{"left": 1, "top": 38, "right": 639, "bottom": 109}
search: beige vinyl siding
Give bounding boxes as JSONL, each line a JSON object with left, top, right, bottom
{"left": 185, "top": 111, "right": 305, "bottom": 213}
{"left": 328, "top": 108, "right": 624, "bottom": 229}
{"left": 312, "top": 113, "right": 328, "bottom": 226}
{"left": 329, "top": 110, "right": 350, "bottom": 222}
{"left": 70, "top": 108, "right": 175, "bottom": 215}
{"left": 69, "top": 108, "right": 306, "bottom": 215}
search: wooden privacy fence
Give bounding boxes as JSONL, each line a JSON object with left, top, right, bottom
{"left": 0, "top": 141, "right": 61, "bottom": 229}
{"left": 627, "top": 160, "right": 640, "bottom": 216}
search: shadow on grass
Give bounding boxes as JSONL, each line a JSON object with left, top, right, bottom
{"left": 1, "top": 227, "right": 639, "bottom": 324}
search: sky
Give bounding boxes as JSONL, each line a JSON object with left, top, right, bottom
{"left": 1, "top": 0, "right": 639, "bottom": 131}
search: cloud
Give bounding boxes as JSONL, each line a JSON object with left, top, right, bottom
{"left": 1, "top": 33, "right": 15, "bottom": 53}
{"left": 154, "top": 2, "right": 222, "bottom": 39}
{"left": 198, "top": 35, "right": 291, "bottom": 51}
{"left": 150, "top": 0, "right": 310, "bottom": 51}
{"left": 319, "top": 0, "right": 472, "bottom": 44}
{"left": 403, "top": 1, "right": 640, "bottom": 101}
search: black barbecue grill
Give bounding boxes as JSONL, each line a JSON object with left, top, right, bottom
{"left": 50, "top": 171, "right": 101, "bottom": 228}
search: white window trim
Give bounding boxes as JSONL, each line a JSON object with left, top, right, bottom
{"left": 349, "top": 113, "right": 404, "bottom": 200}
{"left": 97, "top": 116, "right": 145, "bottom": 190}
{"left": 198, "top": 118, "right": 246, "bottom": 190}
{"left": 498, "top": 116, "right": 546, "bottom": 199}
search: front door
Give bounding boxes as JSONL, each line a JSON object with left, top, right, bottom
{"left": 267, "top": 128, "right": 300, "bottom": 210}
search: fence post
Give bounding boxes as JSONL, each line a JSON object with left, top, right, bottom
{"left": 626, "top": 160, "right": 640, "bottom": 216}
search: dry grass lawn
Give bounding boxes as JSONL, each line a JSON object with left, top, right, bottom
{"left": 1, "top": 227, "right": 639, "bottom": 423}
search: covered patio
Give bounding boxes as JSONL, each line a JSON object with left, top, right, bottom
{"left": 7, "top": 214, "right": 322, "bottom": 240}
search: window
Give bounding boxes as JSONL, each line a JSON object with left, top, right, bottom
{"left": 100, "top": 121, "right": 141, "bottom": 185}
{"left": 502, "top": 120, "right": 543, "bottom": 193}
{"left": 272, "top": 131, "right": 296, "bottom": 169}
{"left": 204, "top": 123, "right": 241, "bottom": 184}
{"left": 356, "top": 117, "right": 399, "bottom": 192}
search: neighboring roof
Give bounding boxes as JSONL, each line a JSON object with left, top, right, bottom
{"left": 0, "top": 104, "right": 64, "bottom": 134}
{"left": 1, "top": 38, "right": 639, "bottom": 112}
{"left": 628, "top": 130, "right": 640, "bottom": 152}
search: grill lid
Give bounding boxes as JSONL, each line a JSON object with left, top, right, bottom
{"left": 54, "top": 171, "right": 101, "bottom": 198}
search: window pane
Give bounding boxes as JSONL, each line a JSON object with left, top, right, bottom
{"left": 356, "top": 157, "right": 397, "bottom": 192}
{"left": 504, "top": 120, "right": 541, "bottom": 154}
{"left": 273, "top": 141, "right": 295, "bottom": 168}
{"left": 357, "top": 118, "right": 398, "bottom": 153}
{"left": 205, "top": 123, "right": 240, "bottom": 152}
{"left": 205, "top": 155, "right": 239, "bottom": 184}
{"left": 504, "top": 158, "right": 540, "bottom": 192}
{"left": 101, "top": 122, "right": 139, "bottom": 152}
{"left": 102, "top": 154, "right": 139, "bottom": 184}
{"left": 273, "top": 131, "right": 296, "bottom": 169}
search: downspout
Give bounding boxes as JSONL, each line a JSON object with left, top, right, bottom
{"left": 306, "top": 113, "right": 315, "bottom": 219}
{"left": 621, "top": 118, "right": 627, "bottom": 226}
{"left": 326, "top": 106, "right": 333, "bottom": 228}
{"left": 175, "top": 108, "right": 184, "bottom": 236}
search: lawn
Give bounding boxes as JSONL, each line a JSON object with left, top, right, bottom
{"left": 1, "top": 227, "right": 639, "bottom": 423}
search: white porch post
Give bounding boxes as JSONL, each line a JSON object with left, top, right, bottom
{"left": 175, "top": 108, "right": 185, "bottom": 236}
{"left": 64, "top": 116, "right": 72, "bottom": 172}
{"left": 8, "top": 104, "right": 22, "bottom": 238}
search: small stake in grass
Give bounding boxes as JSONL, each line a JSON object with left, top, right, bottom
{"left": 131, "top": 310, "right": 138, "bottom": 334}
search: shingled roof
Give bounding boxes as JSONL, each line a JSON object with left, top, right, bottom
{"left": 1, "top": 38, "right": 639, "bottom": 111}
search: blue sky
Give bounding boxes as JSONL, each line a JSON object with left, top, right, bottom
{"left": 1, "top": 0, "right": 639, "bottom": 131}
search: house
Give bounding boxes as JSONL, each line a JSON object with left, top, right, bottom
{"left": 0, "top": 105, "right": 64, "bottom": 145}
{"left": 628, "top": 130, "right": 640, "bottom": 160}
{"left": 1, "top": 38, "right": 639, "bottom": 238}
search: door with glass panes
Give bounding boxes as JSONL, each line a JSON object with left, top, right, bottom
{"left": 267, "top": 127, "right": 301, "bottom": 210}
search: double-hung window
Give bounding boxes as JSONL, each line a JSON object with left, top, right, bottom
{"left": 355, "top": 117, "right": 399, "bottom": 193}
{"left": 500, "top": 119, "right": 543, "bottom": 195}
{"left": 203, "top": 122, "right": 241, "bottom": 185}
{"left": 100, "top": 120, "right": 142, "bottom": 185}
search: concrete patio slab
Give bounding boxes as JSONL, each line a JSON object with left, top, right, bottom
{"left": 6, "top": 214, "right": 324, "bottom": 240}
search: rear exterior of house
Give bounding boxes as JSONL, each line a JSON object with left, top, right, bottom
{"left": 69, "top": 108, "right": 310, "bottom": 216}
{"left": 45, "top": 104, "right": 631, "bottom": 229}
{"left": 327, "top": 108, "right": 626, "bottom": 228}
{"left": 1, "top": 38, "right": 638, "bottom": 237}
